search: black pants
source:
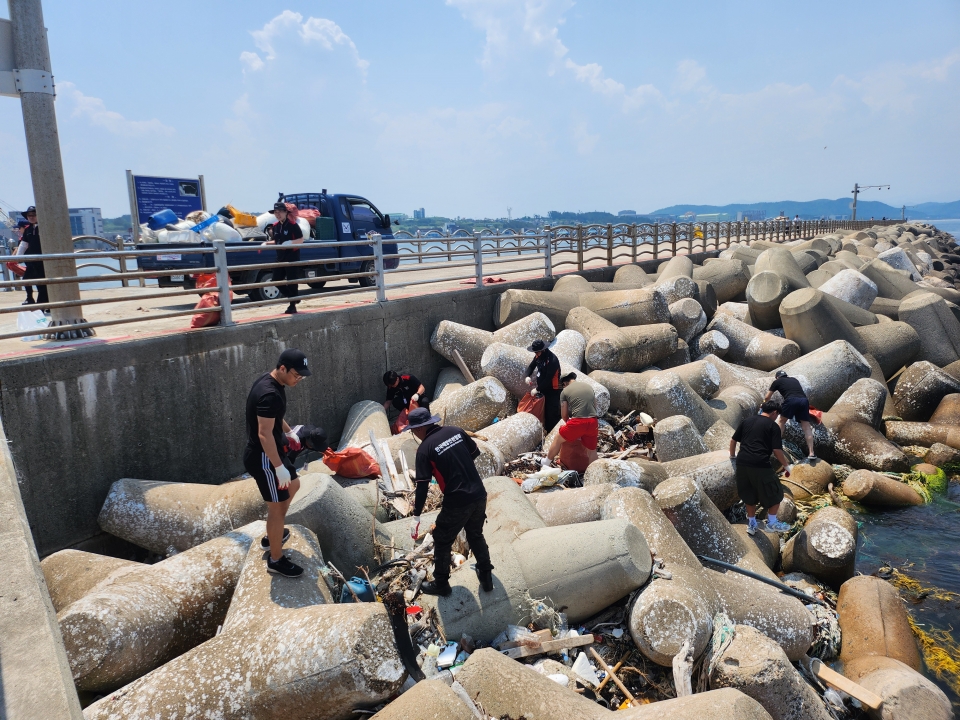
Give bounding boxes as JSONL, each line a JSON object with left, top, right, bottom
{"left": 432, "top": 497, "right": 493, "bottom": 584}
{"left": 23, "top": 261, "right": 48, "bottom": 305}
{"left": 273, "top": 264, "right": 299, "bottom": 300}
{"left": 542, "top": 389, "right": 562, "bottom": 433}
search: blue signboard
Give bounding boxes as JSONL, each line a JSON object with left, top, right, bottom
{"left": 133, "top": 175, "right": 203, "bottom": 221}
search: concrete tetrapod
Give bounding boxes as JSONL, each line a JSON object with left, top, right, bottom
{"left": 653, "top": 478, "right": 814, "bottom": 661}
{"left": 860, "top": 259, "right": 920, "bottom": 300}
{"left": 778, "top": 461, "right": 835, "bottom": 501}
{"left": 693, "top": 259, "right": 751, "bottom": 303}
{"left": 615, "top": 263, "right": 653, "bottom": 286}
{"left": 653, "top": 415, "right": 709, "bottom": 462}
{"left": 841, "top": 470, "right": 924, "bottom": 507}
{"left": 55, "top": 522, "right": 259, "bottom": 693}
{"left": 669, "top": 297, "right": 708, "bottom": 342}
{"left": 842, "top": 656, "right": 954, "bottom": 720}
{"left": 602, "top": 487, "right": 723, "bottom": 665}
{"left": 583, "top": 459, "right": 668, "bottom": 493}
{"left": 705, "top": 313, "right": 801, "bottom": 371}
{"left": 549, "top": 328, "right": 587, "bottom": 369}
{"left": 877, "top": 246, "right": 922, "bottom": 280}
{"left": 475, "top": 411, "right": 544, "bottom": 459}
{"left": 691, "top": 328, "right": 730, "bottom": 359}
{"left": 779, "top": 288, "right": 867, "bottom": 355}
{"left": 434, "top": 367, "right": 467, "bottom": 401}
{"left": 85, "top": 525, "right": 405, "bottom": 720}
{"left": 818, "top": 268, "right": 879, "bottom": 310}
{"left": 430, "top": 376, "right": 510, "bottom": 432}
{"left": 897, "top": 292, "right": 960, "bottom": 367}
{"left": 893, "top": 361, "right": 960, "bottom": 421}
{"left": 774, "top": 340, "right": 871, "bottom": 411}
{"left": 781, "top": 506, "right": 858, "bottom": 590}
{"left": 431, "top": 313, "right": 557, "bottom": 377}
{"left": 709, "top": 625, "right": 833, "bottom": 720}
{"left": 654, "top": 274, "right": 698, "bottom": 305}
{"left": 660, "top": 450, "right": 740, "bottom": 511}
{"left": 553, "top": 273, "right": 595, "bottom": 293}
{"left": 615, "top": 688, "right": 774, "bottom": 720}
{"left": 457, "top": 648, "right": 609, "bottom": 720}
{"left": 338, "top": 400, "right": 391, "bottom": 451}
{"left": 40, "top": 550, "right": 140, "bottom": 613}
{"left": 855, "top": 321, "right": 921, "bottom": 379}
{"left": 657, "top": 254, "right": 694, "bottom": 280}
{"left": 370, "top": 680, "right": 474, "bottom": 720}
{"left": 837, "top": 575, "right": 922, "bottom": 671}
{"left": 746, "top": 271, "right": 790, "bottom": 330}
{"left": 530, "top": 483, "right": 619, "bottom": 525}
{"left": 643, "top": 371, "right": 724, "bottom": 434}
{"left": 566, "top": 306, "right": 679, "bottom": 371}
{"left": 418, "top": 479, "right": 651, "bottom": 643}
{"left": 707, "top": 385, "right": 764, "bottom": 431}
{"left": 494, "top": 287, "right": 669, "bottom": 329}
{"left": 98, "top": 477, "right": 265, "bottom": 555}
{"left": 754, "top": 247, "right": 812, "bottom": 292}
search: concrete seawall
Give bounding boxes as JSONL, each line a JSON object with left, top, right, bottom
{"left": 0, "top": 253, "right": 718, "bottom": 557}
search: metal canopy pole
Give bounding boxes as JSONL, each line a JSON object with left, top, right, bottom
{"left": 9, "top": 0, "right": 90, "bottom": 337}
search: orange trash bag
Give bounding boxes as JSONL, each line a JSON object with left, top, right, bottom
{"left": 392, "top": 408, "right": 410, "bottom": 435}
{"left": 559, "top": 439, "right": 590, "bottom": 474}
{"left": 808, "top": 407, "right": 823, "bottom": 425}
{"left": 322, "top": 447, "right": 381, "bottom": 479}
{"left": 517, "top": 393, "right": 545, "bottom": 424}
{"left": 190, "top": 293, "right": 221, "bottom": 328}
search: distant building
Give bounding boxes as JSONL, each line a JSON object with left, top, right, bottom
{"left": 388, "top": 212, "right": 408, "bottom": 221}
{"left": 736, "top": 210, "right": 765, "bottom": 222}
{"left": 413, "top": 208, "right": 426, "bottom": 220}
{"left": 618, "top": 210, "right": 637, "bottom": 217}
{"left": 695, "top": 213, "right": 731, "bottom": 222}
{"left": 68, "top": 207, "right": 103, "bottom": 237}
{"left": 443, "top": 221, "right": 459, "bottom": 234}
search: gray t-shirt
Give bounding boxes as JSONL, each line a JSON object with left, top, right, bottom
{"left": 561, "top": 381, "right": 597, "bottom": 418}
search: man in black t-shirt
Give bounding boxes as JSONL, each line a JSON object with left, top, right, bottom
{"left": 765, "top": 370, "right": 815, "bottom": 460}
{"left": 383, "top": 370, "right": 427, "bottom": 412}
{"left": 243, "top": 348, "right": 312, "bottom": 577}
{"left": 407, "top": 407, "right": 493, "bottom": 597}
{"left": 15, "top": 206, "right": 48, "bottom": 308}
{"left": 730, "top": 400, "right": 793, "bottom": 534}
{"left": 263, "top": 202, "right": 304, "bottom": 315}
{"left": 525, "top": 339, "right": 562, "bottom": 431}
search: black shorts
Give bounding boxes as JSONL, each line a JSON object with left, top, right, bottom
{"left": 736, "top": 463, "right": 784, "bottom": 509}
{"left": 243, "top": 446, "right": 297, "bottom": 503}
{"left": 781, "top": 396, "right": 811, "bottom": 422}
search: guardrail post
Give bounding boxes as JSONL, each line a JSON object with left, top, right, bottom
{"left": 606, "top": 223, "right": 613, "bottom": 266}
{"left": 653, "top": 222, "right": 659, "bottom": 260}
{"left": 630, "top": 224, "right": 637, "bottom": 263}
{"left": 576, "top": 224, "right": 584, "bottom": 271}
{"left": 213, "top": 239, "right": 234, "bottom": 327}
{"left": 473, "top": 231, "right": 483, "bottom": 287}
{"left": 544, "top": 226, "right": 553, "bottom": 279}
{"left": 372, "top": 233, "right": 386, "bottom": 302}
{"left": 671, "top": 223, "right": 678, "bottom": 257}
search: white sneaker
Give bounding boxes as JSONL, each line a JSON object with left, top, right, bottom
{"left": 765, "top": 519, "right": 792, "bottom": 533}
{"left": 746, "top": 523, "right": 758, "bottom": 536}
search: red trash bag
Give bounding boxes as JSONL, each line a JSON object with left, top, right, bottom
{"left": 559, "top": 439, "right": 590, "bottom": 474}
{"left": 392, "top": 408, "right": 410, "bottom": 435}
{"left": 5, "top": 261, "right": 26, "bottom": 278}
{"left": 190, "top": 293, "right": 221, "bottom": 328}
{"left": 323, "top": 447, "right": 381, "bottom": 479}
{"left": 808, "top": 407, "right": 823, "bottom": 425}
{"left": 518, "top": 393, "right": 545, "bottom": 424}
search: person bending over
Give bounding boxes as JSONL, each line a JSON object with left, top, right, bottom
{"left": 543, "top": 372, "right": 599, "bottom": 467}
{"left": 764, "top": 370, "right": 815, "bottom": 460}
{"left": 524, "top": 339, "right": 561, "bottom": 431}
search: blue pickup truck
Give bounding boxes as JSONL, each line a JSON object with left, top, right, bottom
{"left": 136, "top": 192, "right": 400, "bottom": 301}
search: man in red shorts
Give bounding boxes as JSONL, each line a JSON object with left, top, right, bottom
{"left": 543, "top": 372, "right": 599, "bottom": 467}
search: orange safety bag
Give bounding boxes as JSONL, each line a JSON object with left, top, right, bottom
{"left": 517, "top": 393, "right": 545, "bottom": 424}
{"left": 322, "top": 447, "right": 381, "bottom": 479}
{"left": 5, "top": 261, "right": 26, "bottom": 278}
{"left": 190, "top": 293, "right": 221, "bottom": 328}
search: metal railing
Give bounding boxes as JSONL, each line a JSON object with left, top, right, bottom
{"left": 0, "top": 218, "right": 902, "bottom": 342}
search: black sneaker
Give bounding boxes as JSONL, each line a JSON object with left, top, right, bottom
{"left": 477, "top": 569, "right": 494, "bottom": 592}
{"left": 261, "top": 527, "right": 291, "bottom": 549}
{"left": 284, "top": 303, "right": 298, "bottom": 315}
{"left": 266, "top": 555, "right": 303, "bottom": 577}
{"left": 421, "top": 580, "right": 452, "bottom": 597}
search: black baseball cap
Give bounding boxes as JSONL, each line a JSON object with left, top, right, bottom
{"left": 278, "top": 348, "right": 311, "bottom": 376}
{"left": 775, "top": 370, "right": 787, "bottom": 379}
{"left": 528, "top": 339, "right": 546, "bottom": 352}
{"left": 406, "top": 407, "right": 441, "bottom": 430}
{"left": 298, "top": 424, "right": 328, "bottom": 452}
{"left": 273, "top": 202, "right": 288, "bottom": 213}
{"left": 21, "top": 206, "right": 36, "bottom": 217}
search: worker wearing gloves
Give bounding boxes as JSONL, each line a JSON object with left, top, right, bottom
{"left": 729, "top": 400, "right": 793, "bottom": 535}
{"left": 524, "top": 339, "right": 562, "bottom": 432}
{"left": 383, "top": 370, "right": 427, "bottom": 411}
{"left": 15, "top": 206, "right": 48, "bottom": 308}
{"left": 262, "top": 202, "right": 304, "bottom": 315}
{"left": 243, "top": 349, "right": 312, "bottom": 577}
{"left": 406, "top": 407, "right": 493, "bottom": 597}
{"left": 764, "top": 370, "right": 816, "bottom": 460}
{"left": 543, "top": 372, "right": 599, "bottom": 467}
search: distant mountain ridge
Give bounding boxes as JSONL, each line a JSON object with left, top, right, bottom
{"left": 648, "top": 198, "right": 960, "bottom": 220}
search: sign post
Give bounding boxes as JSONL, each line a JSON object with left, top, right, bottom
{"left": 127, "top": 172, "right": 206, "bottom": 242}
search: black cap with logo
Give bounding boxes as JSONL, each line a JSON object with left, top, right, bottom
{"left": 528, "top": 339, "right": 546, "bottom": 352}
{"left": 278, "top": 348, "right": 311, "bottom": 376}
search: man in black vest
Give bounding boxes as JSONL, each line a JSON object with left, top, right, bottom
{"left": 263, "top": 202, "right": 304, "bottom": 315}
{"left": 15, "top": 206, "right": 48, "bottom": 308}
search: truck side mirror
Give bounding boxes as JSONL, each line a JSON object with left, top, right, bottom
{"left": 382, "top": 214, "right": 391, "bottom": 228}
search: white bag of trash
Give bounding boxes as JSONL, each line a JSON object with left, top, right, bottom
{"left": 17, "top": 309, "right": 48, "bottom": 341}
{"left": 521, "top": 466, "right": 562, "bottom": 493}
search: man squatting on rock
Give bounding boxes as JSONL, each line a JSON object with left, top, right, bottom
{"left": 543, "top": 372, "right": 599, "bottom": 467}
{"left": 407, "top": 407, "right": 494, "bottom": 597}
{"left": 729, "top": 400, "right": 793, "bottom": 534}
{"left": 524, "top": 339, "right": 562, "bottom": 432}
{"left": 765, "top": 370, "right": 816, "bottom": 460}
{"left": 243, "top": 349, "right": 312, "bottom": 577}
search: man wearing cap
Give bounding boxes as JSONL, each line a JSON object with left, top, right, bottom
{"left": 382, "top": 370, "right": 427, "bottom": 412}
{"left": 263, "top": 202, "right": 304, "bottom": 315}
{"left": 243, "top": 349, "right": 312, "bottom": 577}
{"left": 14, "top": 206, "right": 48, "bottom": 308}
{"left": 730, "top": 400, "right": 793, "bottom": 534}
{"left": 407, "top": 407, "right": 493, "bottom": 597}
{"left": 764, "top": 370, "right": 815, "bottom": 460}
{"left": 543, "top": 372, "right": 599, "bottom": 467}
{"left": 524, "top": 339, "right": 562, "bottom": 431}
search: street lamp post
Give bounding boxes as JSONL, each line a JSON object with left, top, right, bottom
{"left": 851, "top": 183, "right": 890, "bottom": 222}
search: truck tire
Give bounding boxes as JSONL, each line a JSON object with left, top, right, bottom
{"left": 358, "top": 260, "right": 376, "bottom": 288}
{"left": 307, "top": 280, "right": 327, "bottom": 290}
{"left": 251, "top": 270, "right": 282, "bottom": 302}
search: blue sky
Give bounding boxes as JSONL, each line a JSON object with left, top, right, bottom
{"left": 1, "top": 1, "right": 958, "bottom": 218}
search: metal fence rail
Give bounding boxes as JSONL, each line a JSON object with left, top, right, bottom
{"left": 0, "top": 218, "right": 902, "bottom": 342}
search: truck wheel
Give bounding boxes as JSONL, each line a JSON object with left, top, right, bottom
{"left": 252, "top": 270, "right": 282, "bottom": 302}
{"left": 358, "top": 260, "right": 376, "bottom": 288}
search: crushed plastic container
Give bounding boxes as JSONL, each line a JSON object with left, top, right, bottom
{"left": 339, "top": 576, "right": 375, "bottom": 603}
{"left": 147, "top": 209, "right": 178, "bottom": 230}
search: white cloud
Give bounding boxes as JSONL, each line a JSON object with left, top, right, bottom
{"left": 675, "top": 59, "right": 707, "bottom": 93}
{"left": 58, "top": 82, "right": 174, "bottom": 137}
{"left": 239, "top": 51, "right": 264, "bottom": 71}
{"left": 572, "top": 121, "right": 598, "bottom": 155}
{"left": 246, "top": 10, "right": 368, "bottom": 75}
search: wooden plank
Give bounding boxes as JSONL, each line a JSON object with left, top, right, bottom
{"left": 497, "top": 629, "right": 553, "bottom": 650}
{"left": 810, "top": 658, "right": 883, "bottom": 710}
{"left": 369, "top": 431, "right": 393, "bottom": 493}
{"left": 589, "top": 647, "right": 637, "bottom": 705}
{"left": 452, "top": 350, "right": 476, "bottom": 384}
{"left": 502, "top": 634, "right": 594, "bottom": 659}
{"left": 380, "top": 439, "right": 405, "bottom": 492}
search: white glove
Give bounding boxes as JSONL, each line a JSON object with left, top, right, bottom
{"left": 530, "top": 388, "right": 540, "bottom": 398}
{"left": 540, "top": 457, "right": 553, "bottom": 468}
{"left": 274, "top": 463, "right": 292, "bottom": 489}
{"left": 412, "top": 393, "right": 419, "bottom": 402}
{"left": 285, "top": 426, "right": 303, "bottom": 451}
{"left": 783, "top": 464, "right": 792, "bottom": 478}
{"left": 525, "top": 377, "right": 533, "bottom": 386}
{"left": 410, "top": 516, "right": 421, "bottom": 540}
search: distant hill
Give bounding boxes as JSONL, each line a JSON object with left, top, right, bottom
{"left": 648, "top": 198, "right": 960, "bottom": 220}
{"left": 102, "top": 214, "right": 132, "bottom": 233}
